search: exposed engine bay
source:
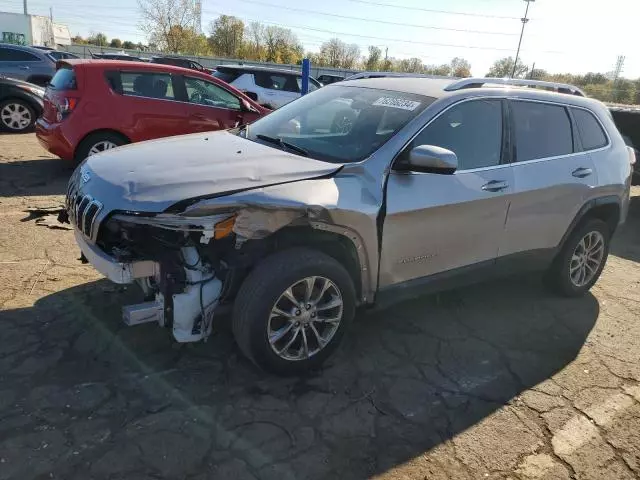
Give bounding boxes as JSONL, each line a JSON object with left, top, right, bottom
{"left": 74, "top": 208, "right": 304, "bottom": 342}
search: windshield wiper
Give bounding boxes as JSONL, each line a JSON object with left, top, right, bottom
{"left": 255, "top": 134, "right": 309, "bottom": 157}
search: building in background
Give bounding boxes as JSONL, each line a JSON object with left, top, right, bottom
{"left": 0, "top": 11, "right": 71, "bottom": 47}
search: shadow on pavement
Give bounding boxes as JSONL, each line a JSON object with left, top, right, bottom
{"left": 0, "top": 157, "right": 72, "bottom": 198}
{"left": 610, "top": 194, "right": 640, "bottom": 264}
{"left": 0, "top": 275, "right": 598, "bottom": 479}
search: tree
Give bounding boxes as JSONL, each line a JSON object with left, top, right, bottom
{"left": 122, "top": 41, "right": 136, "bottom": 50}
{"left": 450, "top": 57, "right": 471, "bottom": 77}
{"left": 425, "top": 64, "right": 451, "bottom": 76}
{"left": 71, "top": 35, "right": 86, "bottom": 44}
{"left": 262, "top": 26, "right": 303, "bottom": 64}
{"left": 208, "top": 15, "right": 244, "bottom": 58}
{"left": 138, "top": 0, "right": 199, "bottom": 52}
{"left": 486, "top": 56, "right": 528, "bottom": 78}
{"left": 397, "top": 57, "right": 423, "bottom": 73}
{"left": 245, "top": 21, "right": 265, "bottom": 60}
{"left": 87, "top": 32, "right": 108, "bottom": 46}
{"left": 365, "top": 46, "right": 382, "bottom": 71}
{"left": 109, "top": 38, "right": 122, "bottom": 48}
{"left": 317, "top": 38, "right": 360, "bottom": 68}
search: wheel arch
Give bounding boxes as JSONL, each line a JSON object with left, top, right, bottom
{"left": 74, "top": 128, "right": 131, "bottom": 161}
{"left": 558, "top": 196, "right": 621, "bottom": 252}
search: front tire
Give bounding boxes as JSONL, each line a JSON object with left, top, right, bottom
{"left": 232, "top": 248, "right": 356, "bottom": 375}
{"left": 546, "top": 218, "right": 610, "bottom": 297}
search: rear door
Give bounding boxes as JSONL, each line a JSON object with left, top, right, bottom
{"left": 379, "top": 98, "right": 513, "bottom": 287}
{"left": 501, "top": 100, "right": 599, "bottom": 257}
{"left": 107, "top": 70, "right": 190, "bottom": 141}
{"left": 180, "top": 75, "right": 250, "bottom": 132}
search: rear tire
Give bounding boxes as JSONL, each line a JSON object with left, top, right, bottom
{"left": 232, "top": 247, "right": 356, "bottom": 375}
{"left": 75, "top": 131, "right": 129, "bottom": 163}
{"left": 546, "top": 218, "right": 610, "bottom": 297}
{"left": 0, "top": 99, "right": 36, "bottom": 132}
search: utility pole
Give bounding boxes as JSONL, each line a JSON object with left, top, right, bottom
{"left": 49, "top": 7, "right": 54, "bottom": 47}
{"left": 529, "top": 62, "right": 536, "bottom": 79}
{"left": 23, "top": 0, "right": 28, "bottom": 15}
{"left": 512, "top": 0, "right": 535, "bottom": 78}
{"left": 384, "top": 47, "right": 388, "bottom": 71}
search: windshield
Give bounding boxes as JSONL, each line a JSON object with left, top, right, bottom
{"left": 241, "top": 85, "right": 434, "bottom": 163}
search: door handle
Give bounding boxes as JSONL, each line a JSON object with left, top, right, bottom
{"left": 481, "top": 180, "right": 509, "bottom": 192}
{"left": 572, "top": 167, "right": 593, "bottom": 178}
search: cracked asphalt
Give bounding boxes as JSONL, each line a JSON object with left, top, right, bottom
{"left": 1, "top": 132, "right": 640, "bottom": 480}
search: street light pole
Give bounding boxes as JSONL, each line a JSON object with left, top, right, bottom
{"left": 512, "top": 0, "right": 535, "bottom": 78}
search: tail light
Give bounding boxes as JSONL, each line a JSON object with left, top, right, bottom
{"left": 55, "top": 97, "right": 79, "bottom": 122}
{"left": 627, "top": 146, "right": 636, "bottom": 166}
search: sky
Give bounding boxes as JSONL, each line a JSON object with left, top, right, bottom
{"left": 3, "top": 0, "right": 637, "bottom": 78}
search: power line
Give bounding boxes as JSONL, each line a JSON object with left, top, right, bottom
{"left": 203, "top": 9, "right": 565, "bottom": 54}
{"left": 235, "top": 0, "right": 520, "bottom": 36}
{"left": 341, "top": 0, "right": 520, "bottom": 20}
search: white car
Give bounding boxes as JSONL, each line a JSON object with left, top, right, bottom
{"left": 213, "top": 65, "right": 322, "bottom": 109}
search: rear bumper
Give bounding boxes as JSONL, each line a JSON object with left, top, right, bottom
{"left": 35, "top": 118, "right": 75, "bottom": 161}
{"left": 74, "top": 229, "right": 159, "bottom": 284}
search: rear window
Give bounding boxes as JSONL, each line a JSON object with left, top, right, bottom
{"left": 572, "top": 108, "right": 608, "bottom": 151}
{"left": 512, "top": 101, "right": 574, "bottom": 162}
{"left": 254, "top": 72, "right": 299, "bottom": 92}
{"left": 49, "top": 67, "right": 77, "bottom": 90}
{"left": 0, "top": 47, "right": 40, "bottom": 62}
{"left": 213, "top": 68, "right": 242, "bottom": 84}
{"left": 108, "top": 71, "right": 175, "bottom": 100}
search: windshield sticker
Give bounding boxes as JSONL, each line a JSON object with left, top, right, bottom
{"left": 372, "top": 97, "right": 421, "bottom": 111}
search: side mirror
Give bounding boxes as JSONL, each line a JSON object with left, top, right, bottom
{"left": 405, "top": 144, "right": 457, "bottom": 174}
{"left": 241, "top": 99, "right": 259, "bottom": 113}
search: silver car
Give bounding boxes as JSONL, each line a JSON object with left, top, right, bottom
{"left": 0, "top": 43, "right": 57, "bottom": 86}
{"left": 64, "top": 77, "right": 633, "bottom": 374}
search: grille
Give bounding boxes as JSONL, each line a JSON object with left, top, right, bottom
{"left": 66, "top": 180, "right": 103, "bottom": 238}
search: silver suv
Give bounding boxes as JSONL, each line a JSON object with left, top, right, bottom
{"left": 64, "top": 76, "right": 633, "bottom": 374}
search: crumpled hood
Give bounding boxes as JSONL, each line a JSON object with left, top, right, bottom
{"left": 79, "top": 131, "right": 343, "bottom": 214}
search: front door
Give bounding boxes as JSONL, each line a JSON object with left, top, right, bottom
{"left": 379, "top": 98, "right": 513, "bottom": 288}
{"left": 501, "top": 100, "right": 601, "bottom": 257}
{"left": 182, "top": 76, "right": 247, "bottom": 132}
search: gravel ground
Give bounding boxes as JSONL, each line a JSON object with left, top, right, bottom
{"left": 1, "top": 132, "right": 640, "bottom": 480}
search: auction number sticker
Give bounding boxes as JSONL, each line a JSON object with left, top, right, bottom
{"left": 372, "top": 97, "right": 421, "bottom": 111}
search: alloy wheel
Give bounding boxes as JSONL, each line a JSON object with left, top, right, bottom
{"left": 267, "top": 276, "right": 343, "bottom": 361}
{"left": 88, "top": 140, "right": 118, "bottom": 156}
{"left": 1, "top": 103, "right": 32, "bottom": 131}
{"left": 569, "top": 230, "right": 605, "bottom": 287}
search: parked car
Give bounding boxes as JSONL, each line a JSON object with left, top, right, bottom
{"left": 151, "top": 56, "right": 213, "bottom": 74}
{"left": 609, "top": 105, "right": 640, "bottom": 183}
{"left": 213, "top": 65, "right": 322, "bottom": 109}
{"left": 0, "top": 43, "right": 56, "bottom": 86}
{"left": 317, "top": 74, "right": 345, "bottom": 85}
{"left": 343, "top": 71, "right": 442, "bottom": 80}
{"left": 61, "top": 76, "right": 633, "bottom": 375}
{"left": 36, "top": 59, "right": 269, "bottom": 162}
{"left": 30, "top": 46, "right": 80, "bottom": 60}
{"left": 89, "top": 51, "right": 145, "bottom": 62}
{"left": 0, "top": 76, "right": 44, "bottom": 132}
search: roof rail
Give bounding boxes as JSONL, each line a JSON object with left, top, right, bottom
{"left": 444, "top": 77, "right": 586, "bottom": 97}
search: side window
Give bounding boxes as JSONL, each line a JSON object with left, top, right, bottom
{"left": 296, "top": 77, "right": 319, "bottom": 92}
{"left": 407, "top": 99, "right": 503, "bottom": 170}
{"left": 119, "top": 72, "right": 175, "bottom": 100}
{"left": 572, "top": 108, "right": 608, "bottom": 151}
{"left": 0, "top": 48, "right": 40, "bottom": 61}
{"left": 512, "top": 101, "right": 573, "bottom": 161}
{"left": 255, "top": 73, "right": 297, "bottom": 92}
{"left": 184, "top": 77, "right": 241, "bottom": 110}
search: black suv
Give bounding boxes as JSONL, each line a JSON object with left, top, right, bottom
{"left": 151, "top": 56, "right": 211, "bottom": 73}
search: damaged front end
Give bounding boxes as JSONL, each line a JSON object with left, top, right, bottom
{"left": 73, "top": 206, "right": 304, "bottom": 343}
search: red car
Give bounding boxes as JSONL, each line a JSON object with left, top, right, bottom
{"left": 36, "top": 59, "right": 269, "bottom": 162}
